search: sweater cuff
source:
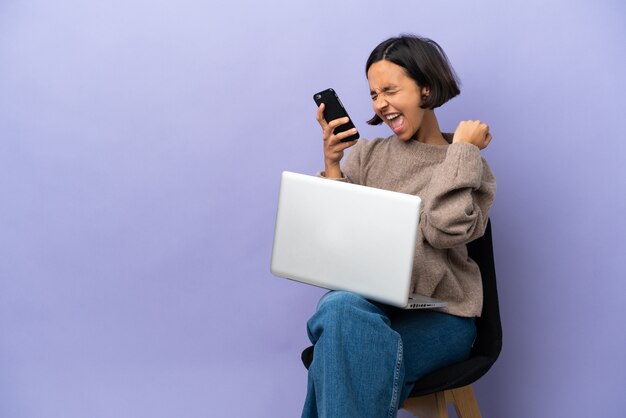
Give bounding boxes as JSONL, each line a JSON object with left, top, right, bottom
{"left": 317, "top": 171, "right": 348, "bottom": 182}
{"left": 449, "top": 141, "right": 481, "bottom": 157}
{"left": 446, "top": 142, "right": 483, "bottom": 187}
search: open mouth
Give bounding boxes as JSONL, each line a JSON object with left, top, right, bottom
{"left": 385, "top": 113, "right": 404, "bottom": 134}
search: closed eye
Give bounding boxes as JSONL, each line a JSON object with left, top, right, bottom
{"left": 370, "top": 87, "right": 398, "bottom": 101}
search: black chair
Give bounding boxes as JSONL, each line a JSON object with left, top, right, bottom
{"left": 301, "top": 220, "right": 501, "bottom": 418}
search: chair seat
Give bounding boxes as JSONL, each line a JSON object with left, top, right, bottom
{"left": 302, "top": 345, "right": 494, "bottom": 398}
{"left": 301, "top": 345, "right": 314, "bottom": 369}
{"left": 408, "top": 355, "right": 494, "bottom": 397}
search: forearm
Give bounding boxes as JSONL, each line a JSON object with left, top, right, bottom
{"left": 421, "top": 142, "right": 496, "bottom": 248}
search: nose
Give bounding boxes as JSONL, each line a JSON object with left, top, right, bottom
{"left": 374, "top": 95, "right": 388, "bottom": 112}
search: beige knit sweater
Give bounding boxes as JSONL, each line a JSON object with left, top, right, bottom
{"left": 321, "top": 134, "right": 496, "bottom": 317}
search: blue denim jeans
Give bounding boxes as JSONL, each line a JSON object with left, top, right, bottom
{"left": 301, "top": 291, "right": 477, "bottom": 418}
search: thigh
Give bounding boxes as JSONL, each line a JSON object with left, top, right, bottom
{"left": 390, "top": 310, "right": 477, "bottom": 383}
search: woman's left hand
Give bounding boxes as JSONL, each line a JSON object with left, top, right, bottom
{"left": 452, "top": 120, "right": 492, "bottom": 150}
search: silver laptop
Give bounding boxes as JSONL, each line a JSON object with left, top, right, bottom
{"left": 270, "top": 171, "right": 447, "bottom": 309}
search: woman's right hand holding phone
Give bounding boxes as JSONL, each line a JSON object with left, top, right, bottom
{"left": 316, "top": 103, "right": 358, "bottom": 179}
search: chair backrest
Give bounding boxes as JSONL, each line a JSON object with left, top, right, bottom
{"left": 466, "top": 219, "right": 502, "bottom": 361}
{"left": 406, "top": 219, "right": 502, "bottom": 396}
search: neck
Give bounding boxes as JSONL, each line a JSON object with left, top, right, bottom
{"left": 413, "top": 110, "right": 447, "bottom": 145}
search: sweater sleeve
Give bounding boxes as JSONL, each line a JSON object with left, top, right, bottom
{"left": 421, "top": 142, "right": 496, "bottom": 249}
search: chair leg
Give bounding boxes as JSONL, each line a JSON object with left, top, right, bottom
{"left": 402, "top": 385, "right": 481, "bottom": 418}
{"left": 402, "top": 391, "right": 448, "bottom": 418}
{"left": 448, "top": 385, "right": 481, "bottom": 418}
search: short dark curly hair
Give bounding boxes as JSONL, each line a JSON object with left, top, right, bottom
{"left": 365, "top": 34, "right": 461, "bottom": 125}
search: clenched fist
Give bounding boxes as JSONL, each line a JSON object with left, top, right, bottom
{"left": 452, "top": 120, "right": 492, "bottom": 150}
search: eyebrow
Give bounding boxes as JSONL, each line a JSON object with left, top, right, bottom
{"left": 370, "top": 85, "right": 398, "bottom": 95}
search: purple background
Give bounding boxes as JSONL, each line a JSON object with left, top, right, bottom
{"left": 1, "top": 1, "right": 625, "bottom": 417}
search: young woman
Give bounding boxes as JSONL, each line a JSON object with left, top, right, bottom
{"left": 302, "top": 35, "right": 496, "bottom": 418}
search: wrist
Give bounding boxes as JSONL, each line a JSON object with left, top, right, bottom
{"left": 324, "top": 163, "right": 342, "bottom": 179}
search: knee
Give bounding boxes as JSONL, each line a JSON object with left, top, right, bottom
{"left": 307, "top": 291, "right": 397, "bottom": 354}
{"left": 317, "top": 290, "right": 367, "bottom": 310}
{"left": 317, "top": 291, "right": 370, "bottom": 317}
{"left": 309, "top": 291, "right": 388, "bottom": 337}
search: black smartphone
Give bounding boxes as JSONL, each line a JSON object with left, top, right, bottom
{"left": 313, "top": 88, "right": 360, "bottom": 142}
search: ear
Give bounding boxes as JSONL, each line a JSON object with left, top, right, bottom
{"left": 421, "top": 86, "right": 430, "bottom": 97}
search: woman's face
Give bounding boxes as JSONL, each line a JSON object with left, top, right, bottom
{"left": 367, "top": 60, "right": 429, "bottom": 141}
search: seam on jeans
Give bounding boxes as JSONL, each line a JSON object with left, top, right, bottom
{"left": 388, "top": 337, "right": 403, "bottom": 418}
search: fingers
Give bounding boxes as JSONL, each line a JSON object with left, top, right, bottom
{"left": 323, "top": 125, "right": 358, "bottom": 164}
{"left": 326, "top": 130, "right": 358, "bottom": 148}
{"left": 453, "top": 120, "right": 493, "bottom": 150}
{"left": 323, "top": 117, "right": 353, "bottom": 142}
{"left": 323, "top": 137, "right": 356, "bottom": 170}
{"left": 467, "top": 120, "right": 489, "bottom": 132}
{"left": 327, "top": 116, "right": 350, "bottom": 130}
{"left": 478, "top": 123, "right": 492, "bottom": 150}
{"left": 324, "top": 137, "right": 357, "bottom": 166}
{"left": 479, "top": 122, "right": 491, "bottom": 144}
{"left": 316, "top": 103, "right": 353, "bottom": 129}
{"left": 325, "top": 117, "right": 351, "bottom": 141}
{"left": 316, "top": 105, "right": 358, "bottom": 166}
{"left": 338, "top": 137, "right": 358, "bottom": 148}
{"left": 316, "top": 103, "right": 327, "bottom": 128}
{"left": 484, "top": 131, "right": 493, "bottom": 148}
